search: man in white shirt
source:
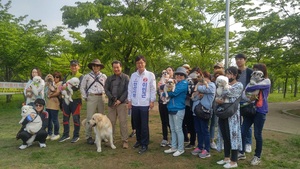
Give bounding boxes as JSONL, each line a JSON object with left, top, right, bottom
{"left": 127, "top": 55, "right": 156, "bottom": 154}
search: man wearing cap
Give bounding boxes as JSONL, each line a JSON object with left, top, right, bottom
{"left": 104, "top": 60, "right": 129, "bottom": 149}
{"left": 235, "top": 53, "right": 253, "bottom": 154}
{"left": 80, "top": 59, "right": 107, "bottom": 145}
{"left": 182, "top": 64, "right": 191, "bottom": 75}
{"left": 128, "top": 55, "right": 156, "bottom": 154}
{"left": 59, "top": 60, "right": 83, "bottom": 143}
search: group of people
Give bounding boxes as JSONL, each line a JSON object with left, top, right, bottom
{"left": 17, "top": 54, "right": 271, "bottom": 168}
{"left": 157, "top": 54, "right": 270, "bottom": 168}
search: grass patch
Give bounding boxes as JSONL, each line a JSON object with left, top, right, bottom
{"left": 1, "top": 94, "right": 300, "bottom": 168}
{"left": 268, "top": 92, "right": 300, "bottom": 102}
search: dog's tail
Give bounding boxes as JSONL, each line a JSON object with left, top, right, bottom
{"left": 81, "top": 119, "right": 87, "bottom": 127}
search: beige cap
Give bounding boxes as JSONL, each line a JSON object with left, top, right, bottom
{"left": 182, "top": 64, "right": 191, "bottom": 70}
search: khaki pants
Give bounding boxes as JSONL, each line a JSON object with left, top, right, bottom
{"left": 85, "top": 94, "right": 105, "bottom": 139}
{"left": 107, "top": 103, "right": 128, "bottom": 141}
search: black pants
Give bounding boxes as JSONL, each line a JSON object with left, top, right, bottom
{"left": 62, "top": 99, "right": 81, "bottom": 138}
{"left": 218, "top": 118, "right": 238, "bottom": 162}
{"left": 158, "top": 102, "right": 170, "bottom": 140}
{"left": 19, "top": 129, "right": 48, "bottom": 145}
{"left": 132, "top": 106, "right": 149, "bottom": 147}
{"left": 183, "top": 106, "right": 196, "bottom": 145}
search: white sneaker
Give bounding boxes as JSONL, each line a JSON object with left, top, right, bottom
{"left": 210, "top": 142, "right": 217, "bottom": 150}
{"left": 46, "top": 135, "right": 52, "bottom": 140}
{"left": 39, "top": 143, "right": 46, "bottom": 148}
{"left": 164, "top": 148, "right": 177, "bottom": 154}
{"left": 19, "top": 144, "right": 28, "bottom": 150}
{"left": 173, "top": 150, "right": 185, "bottom": 157}
{"left": 245, "top": 144, "right": 252, "bottom": 153}
{"left": 223, "top": 162, "right": 238, "bottom": 168}
{"left": 51, "top": 134, "right": 60, "bottom": 141}
{"left": 250, "top": 156, "right": 261, "bottom": 165}
{"left": 217, "top": 159, "right": 230, "bottom": 165}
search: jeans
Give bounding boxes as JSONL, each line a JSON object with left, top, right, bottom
{"left": 132, "top": 106, "right": 150, "bottom": 147}
{"left": 194, "top": 116, "right": 210, "bottom": 152}
{"left": 46, "top": 109, "right": 60, "bottom": 135}
{"left": 169, "top": 109, "right": 185, "bottom": 151}
{"left": 241, "top": 112, "right": 266, "bottom": 158}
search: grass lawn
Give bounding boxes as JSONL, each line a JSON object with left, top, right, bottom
{"left": 0, "top": 94, "right": 300, "bottom": 169}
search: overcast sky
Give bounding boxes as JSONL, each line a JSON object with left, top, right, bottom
{"left": 3, "top": 0, "right": 94, "bottom": 32}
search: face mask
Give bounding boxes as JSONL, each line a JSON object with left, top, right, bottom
{"left": 229, "top": 78, "right": 234, "bottom": 83}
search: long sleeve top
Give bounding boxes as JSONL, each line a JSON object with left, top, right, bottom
{"left": 166, "top": 80, "right": 188, "bottom": 112}
{"left": 128, "top": 69, "right": 156, "bottom": 106}
{"left": 192, "top": 82, "right": 216, "bottom": 114}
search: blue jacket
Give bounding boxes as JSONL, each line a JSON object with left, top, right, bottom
{"left": 166, "top": 80, "right": 188, "bottom": 112}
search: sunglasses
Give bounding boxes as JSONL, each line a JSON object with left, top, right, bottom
{"left": 176, "top": 73, "right": 185, "bottom": 76}
{"left": 35, "top": 104, "right": 44, "bottom": 108}
{"left": 54, "top": 76, "right": 60, "bottom": 78}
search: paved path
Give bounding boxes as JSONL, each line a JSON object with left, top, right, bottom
{"left": 265, "top": 101, "right": 300, "bottom": 135}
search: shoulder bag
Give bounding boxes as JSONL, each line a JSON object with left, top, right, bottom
{"left": 215, "top": 96, "right": 241, "bottom": 119}
{"left": 240, "top": 102, "right": 256, "bottom": 117}
{"left": 194, "top": 102, "right": 211, "bottom": 119}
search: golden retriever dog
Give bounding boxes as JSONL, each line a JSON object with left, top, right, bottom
{"left": 82, "top": 113, "right": 116, "bottom": 152}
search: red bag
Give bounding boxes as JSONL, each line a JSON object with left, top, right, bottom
{"left": 256, "top": 90, "right": 263, "bottom": 107}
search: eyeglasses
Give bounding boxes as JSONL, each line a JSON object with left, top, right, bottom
{"left": 35, "top": 104, "right": 44, "bottom": 108}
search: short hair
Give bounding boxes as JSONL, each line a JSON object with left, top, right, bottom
{"left": 235, "top": 53, "right": 247, "bottom": 60}
{"left": 225, "top": 66, "right": 240, "bottom": 80}
{"left": 135, "top": 55, "right": 146, "bottom": 63}
{"left": 53, "top": 71, "right": 62, "bottom": 81}
{"left": 112, "top": 60, "right": 122, "bottom": 67}
{"left": 253, "top": 63, "right": 268, "bottom": 78}
{"left": 34, "top": 98, "right": 45, "bottom": 106}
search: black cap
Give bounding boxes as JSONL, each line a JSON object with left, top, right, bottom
{"left": 70, "top": 60, "right": 79, "bottom": 66}
{"left": 34, "top": 98, "right": 45, "bottom": 106}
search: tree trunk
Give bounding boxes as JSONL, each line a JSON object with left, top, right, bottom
{"left": 283, "top": 77, "right": 288, "bottom": 98}
{"left": 6, "top": 95, "right": 12, "bottom": 103}
{"left": 294, "top": 76, "right": 298, "bottom": 97}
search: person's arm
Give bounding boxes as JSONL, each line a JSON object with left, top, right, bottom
{"left": 118, "top": 74, "right": 129, "bottom": 103}
{"left": 80, "top": 75, "right": 88, "bottom": 99}
{"left": 167, "top": 81, "right": 187, "bottom": 97}
{"left": 246, "top": 79, "right": 271, "bottom": 92}
{"left": 149, "top": 73, "right": 156, "bottom": 109}
{"left": 41, "top": 111, "right": 49, "bottom": 130}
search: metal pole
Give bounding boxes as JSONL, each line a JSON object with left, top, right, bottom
{"left": 225, "top": 0, "right": 230, "bottom": 69}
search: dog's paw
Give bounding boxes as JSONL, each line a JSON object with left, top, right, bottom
{"left": 97, "top": 148, "right": 102, "bottom": 152}
{"left": 111, "top": 144, "right": 116, "bottom": 149}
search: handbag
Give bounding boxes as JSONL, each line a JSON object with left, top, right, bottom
{"left": 194, "top": 102, "right": 211, "bottom": 119}
{"left": 215, "top": 96, "right": 241, "bottom": 119}
{"left": 240, "top": 103, "right": 256, "bottom": 117}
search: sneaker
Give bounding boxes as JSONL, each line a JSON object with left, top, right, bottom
{"left": 160, "top": 140, "right": 169, "bottom": 147}
{"left": 184, "top": 139, "right": 190, "bottom": 143}
{"left": 238, "top": 153, "right": 246, "bottom": 160}
{"left": 198, "top": 149, "right": 211, "bottom": 158}
{"left": 39, "top": 143, "right": 46, "bottom": 148}
{"left": 59, "top": 135, "right": 70, "bottom": 142}
{"left": 223, "top": 162, "right": 238, "bottom": 168}
{"left": 210, "top": 142, "right": 217, "bottom": 150}
{"left": 19, "top": 144, "right": 28, "bottom": 150}
{"left": 173, "top": 150, "right": 185, "bottom": 157}
{"left": 245, "top": 144, "right": 252, "bottom": 153}
{"left": 217, "top": 159, "right": 230, "bottom": 165}
{"left": 164, "top": 148, "right": 177, "bottom": 154}
{"left": 46, "top": 135, "right": 52, "bottom": 140}
{"left": 191, "top": 147, "right": 201, "bottom": 156}
{"left": 250, "top": 156, "right": 261, "bottom": 165}
{"left": 51, "top": 134, "right": 60, "bottom": 141}
{"left": 87, "top": 137, "right": 94, "bottom": 145}
{"left": 129, "top": 131, "right": 136, "bottom": 138}
{"left": 71, "top": 137, "right": 80, "bottom": 143}
{"left": 185, "top": 144, "right": 195, "bottom": 149}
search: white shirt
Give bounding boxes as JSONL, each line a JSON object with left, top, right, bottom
{"left": 128, "top": 69, "right": 156, "bottom": 106}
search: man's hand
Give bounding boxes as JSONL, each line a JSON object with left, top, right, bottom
{"left": 149, "top": 102, "right": 154, "bottom": 110}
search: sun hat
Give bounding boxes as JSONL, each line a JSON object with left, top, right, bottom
{"left": 182, "top": 64, "right": 191, "bottom": 70}
{"left": 174, "top": 67, "right": 188, "bottom": 77}
{"left": 70, "top": 60, "right": 79, "bottom": 66}
{"left": 214, "top": 62, "right": 224, "bottom": 68}
{"left": 88, "top": 59, "right": 105, "bottom": 70}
